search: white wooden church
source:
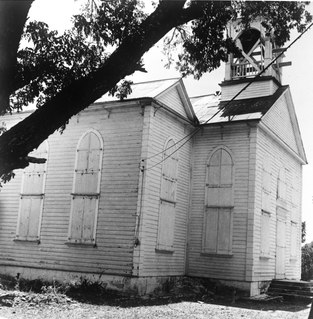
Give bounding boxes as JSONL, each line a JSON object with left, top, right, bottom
{"left": 0, "top": 20, "right": 307, "bottom": 296}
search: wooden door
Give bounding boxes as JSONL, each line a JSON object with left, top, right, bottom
{"left": 276, "top": 217, "right": 286, "bottom": 279}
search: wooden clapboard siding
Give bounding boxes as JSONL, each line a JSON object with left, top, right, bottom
{"left": 221, "top": 79, "right": 279, "bottom": 101}
{"left": 137, "top": 104, "right": 192, "bottom": 276}
{"left": 187, "top": 123, "right": 254, "bottom": 281}
{"left": 262, "top": 93, "right": 298, "bottom": 154}
{"left": 252, "top": 126, "right": 302, "bottom": 281}
{"left": 157, "top": 86, "right": 188, "bottom": 118}
{"left": 0, "top": 103, "right": 143, "bottom": 276}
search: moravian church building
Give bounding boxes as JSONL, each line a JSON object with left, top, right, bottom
{"left": 0, "top": 20, "right": 307, "bottom": 296}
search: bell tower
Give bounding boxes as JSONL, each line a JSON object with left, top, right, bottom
{"left": 221, "top": 19, "right": 291, "bottom": 101}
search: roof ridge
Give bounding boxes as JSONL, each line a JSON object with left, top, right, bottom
{"left": 190, "top": 93, "right": 217, "bottom": 99}
{"left": 132, "top": 77, "right": 181, "bottom": 86}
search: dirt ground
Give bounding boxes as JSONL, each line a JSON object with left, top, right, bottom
{"left": 0, "top": 289, "right": 312, "bottom": 319}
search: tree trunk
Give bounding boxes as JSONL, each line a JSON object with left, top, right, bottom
{"left": 0, "top": 1, "right": 197, "bottom": 176}
{"left": 0, "top": 1, "right": 33, "bottom": 113}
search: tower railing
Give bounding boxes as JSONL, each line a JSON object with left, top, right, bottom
{"left": 231, "top": 61, "right": 264, "bottom": 78}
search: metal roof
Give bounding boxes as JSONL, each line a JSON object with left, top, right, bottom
{"left": 190, "top": 86, "right": 288, "bottom": 125}
{"left": 95, "top": 78, "right": 180, "bottom": 103}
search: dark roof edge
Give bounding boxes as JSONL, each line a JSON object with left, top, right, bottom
{"left": 200, "top": 118, "right": 260, "bottom": 127}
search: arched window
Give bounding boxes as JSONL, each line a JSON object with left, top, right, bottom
{"left": 203, "top": 148, "right": 233, "bottom": 255}
{"left": 16, "top": 141, "right": 48, "bottom": 241}
{"left": 68, "top": 130, "right": 103, "bottom": 245}
{"left": 156, "top": 138, "right": 178, "bottom": 252}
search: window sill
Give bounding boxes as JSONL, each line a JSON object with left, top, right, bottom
{"left": 200, "top": 252, "right": 233, "bottom": 258}
{"left": 66, "top": 241, "right": 97, "bottom": 248}
{"left": 155, "top": 248, "right": 174, "bottom": 254}
{"left": 14, "top": 238, "right": 40, "bottom": 244}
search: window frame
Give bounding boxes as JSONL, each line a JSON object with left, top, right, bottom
{"left": 15, "top": 141, "right": 49, "bottom": 242}
{"left": 67, "top": 129, "right": 103, "bottom": 246}
{"left": 156, "top": 138, "right": 178, "bottom": 253}
{"left": 202, "top": 147, "right": 234, "bottom": 256}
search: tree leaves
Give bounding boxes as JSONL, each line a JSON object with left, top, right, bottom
{"left": 164, "top": 1, "right": 312, "bottom": 79}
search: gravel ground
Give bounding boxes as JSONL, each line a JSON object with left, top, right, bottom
{"left": 0, "top": 290, "right": 312, "bottom": 319}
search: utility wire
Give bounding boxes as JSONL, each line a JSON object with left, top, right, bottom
{"left": 143, "top": 20, "right": 313, "bottom": 171}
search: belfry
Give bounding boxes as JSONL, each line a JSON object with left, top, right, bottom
{"left": 221, "top": 19, "right": 291, "bottom": 102}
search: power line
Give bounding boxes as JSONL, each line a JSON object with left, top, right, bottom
{"left": 143, "top": 20, "right": 313, "bottom": 172}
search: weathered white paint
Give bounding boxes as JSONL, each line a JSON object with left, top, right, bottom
{"left": 187, "top": 123, "right": 253, "bottom": 281}
{"left": 221, "top": 79, "right": 279, "bottom": 101}
{"left": 0, "top": 103, "right": 144, "bottom": 277}
{"left": 0, "top": 78, "right": 304, "bottom": 296}
{"left": 156, "top": 138, "right": 178, "bottom": 252}
{"left": 136, "top": 102, "right": 193, "bottom": 277}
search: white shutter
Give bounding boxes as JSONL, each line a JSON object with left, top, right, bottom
{"left": 27, "top": 197, "right": 42, "bottom": 239}
{"left": 156, "top": 139, "right": 178, "bottom": 252}
{"left": 17, "top": 141, "right": 47, "bottom": 241}
{"left": 208, "top": 165, "right": 220, "bottom": 186}
{"left": 219, "top": 188, "right": 233, "bottom": 206}
{"left": 291, "top": 173, "right": 299, "bottom": 212}
{"left": 17, "top": 197, "right": 32, "bottom": 239}
{"left": 262, "top": 191, "right": 271, "bottom": 212}
{"left": 261, "top": 211, "right": 271, "bottom": 256}
{"left": 207, "top": 188, "right": 219, "bottom": 206}
{"left": 261, "top": 158, "right": 272, "bottom": 213}
{"left": 217, "top": 208, "right": 232, "bottom": 254}
{"left": 206, "top": 148, "right": 233, "bottom": 207}
{"left": 70, "top": 196, "right": 84, "bottom": 242}
{"left": 220, "top": 149, "right": 232, "bottom": 185}
{"left": 82, "top": 197, "right": 97, "bottom": 243}
{"left": 290, "top": 222, "right": 298, "bottom": 258}
{"left": 203, "top": 208, "right": 232, "bottom": 254}
{"left": 157, "top": 201, "right": 175, "bottom": 250}
{"left": 69, "top": 130, "right": 102, "bottom": 245}
{"left": 278, "top": 168, "right": 287, "bottom": 200}
{"left": 203, "top": 148, "right": 233, "bottom": 255}
{"left": 203, "top": 208, "right": 218, "bottom": 253}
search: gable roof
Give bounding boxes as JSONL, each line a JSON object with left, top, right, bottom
{"left": 95, "top": 78, "right": 197, "bottom": 123}
{"left": 261, "top": 87, "right": 307, "bottom": 164}
{"left": 191, "top": 86, "right": 307, "bottom": 164}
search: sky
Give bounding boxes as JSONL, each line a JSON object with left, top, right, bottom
{"left": 29, "top": 1, "right": 313, "bottom": 242}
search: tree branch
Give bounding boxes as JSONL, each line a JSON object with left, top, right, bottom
{"left": 24, "top": 156, "right": 46, "bottom": 164}
{"left": 0, "top": 0, "right": 201, "bottom": 175}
